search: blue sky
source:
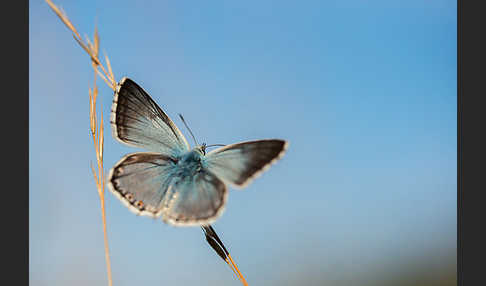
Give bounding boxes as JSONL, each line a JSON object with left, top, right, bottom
{"left": 30, "top": 1, "right": 456, "bottom": 285}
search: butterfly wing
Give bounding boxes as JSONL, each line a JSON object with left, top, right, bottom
{"left": 161, "top": 170, "right": 228, "bottom": 226}
{"left": 204, "top": 139, "right": 288, "bottom": 188}
{"left": 107, "top": 152, "right": 178, "bottom": 217}
{"left": 111, "top": 77, "right": 190, "bottom": 156}
{"left": 108, "top": 152, "right": 228, "bottom": 225}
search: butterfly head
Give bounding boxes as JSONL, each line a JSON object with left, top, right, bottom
{"left": 197, "top": 143, "right": 207, "bottom": 155}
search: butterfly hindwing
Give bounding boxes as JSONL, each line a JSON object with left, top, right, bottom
{"left": 111, "top": 77, "right": 190, "bottom": 156}
{"left": 204, "top": 139, "right": 288, "bottom": 188}
{"left": 108, "top": 152, "right": 178, "bottom": 218}
{"left": 161, "top": 170, "right": 228, "bottom": 226}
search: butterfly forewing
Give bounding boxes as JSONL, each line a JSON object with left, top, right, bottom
{"left": 204, "top": 139, "right": 288, "bottom": 188}
{"left": 108, "top": 152, "right": 177, "bottom": 217}
{"left": 111, "top": 77, "right": 190, "bottom": 156}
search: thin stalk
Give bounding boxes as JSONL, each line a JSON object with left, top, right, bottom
{"left": 45, "top": 1, "right": 116, "bottom": 286}
{"left": 202, "top": 225, "right": 249, "bottom": 286}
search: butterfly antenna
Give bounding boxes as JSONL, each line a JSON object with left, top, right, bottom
{"left": 206, "top": 144, "right": 226, "bottom": 148}
{"left": 179, "top": 114, "right": 199, "bottom": 146}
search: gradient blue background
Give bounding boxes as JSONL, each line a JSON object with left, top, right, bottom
{"left": 30, "top": 0, "right": 456, "bottom": 285}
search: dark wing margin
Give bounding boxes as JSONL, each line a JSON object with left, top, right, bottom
{"left": 111, "top": 77, "right": 189, "bottom": 155}
{"left": 107, "top": 152, "right": 178, "bottom": 218}
{"left": 204, "top": 139, "right": 288, "bottom": 188}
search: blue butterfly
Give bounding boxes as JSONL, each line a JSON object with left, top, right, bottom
{"left": 108, "top": 77, "right": 288, "bottom": 226}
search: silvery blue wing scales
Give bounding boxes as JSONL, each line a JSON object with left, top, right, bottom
{"left": 108, "top": 77, "right": 288, "bottom": 226}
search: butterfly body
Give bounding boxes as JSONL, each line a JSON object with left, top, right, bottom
{"left": 108, "top": 77, "right": 288, "bottom": 226}
{"left": 174, "top": 148, "right": 205, "bottom": 175}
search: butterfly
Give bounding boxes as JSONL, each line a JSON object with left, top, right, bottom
{"left": 108, "top": 77, "right": 288, "bottom": 226}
